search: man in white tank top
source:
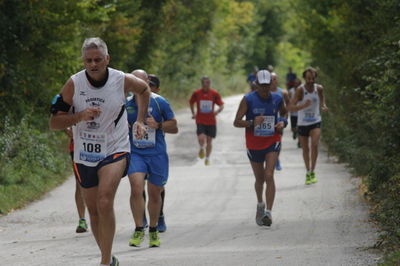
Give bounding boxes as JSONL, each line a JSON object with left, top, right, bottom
{"left": 288, "top": 67, "right": 328, "bottom": 185}
{"left": 49, "top": 37, "right": 150, "bottom": 266}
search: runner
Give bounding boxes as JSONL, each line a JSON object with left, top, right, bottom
{"left": 288, "top": 67, "right": 328, "bottom": 185}
{"left": 49, "top": 37, "right": 150, "bottom": 266}
{"left": 127, "top": 70, "right": 177, "bottom": 248}
{"left": 233, "top": 69, "right": 287, "bottom": 227}
{"left": 189, "top": 76, "right": 224, "bottom": 165}
{"left": 65, "top": 128, "right": 88, "bottom": 233}
{"left": 148, "top": 74, "right": 173, "bottom": 233}
{"left": 286, "top": 67, "right": 297, "bottom": 90}
{"left": 270, "top": 72, "right": 290, "bottom": 171}
{"left": 288, "top": 78, "right": 302, "bottom": 147}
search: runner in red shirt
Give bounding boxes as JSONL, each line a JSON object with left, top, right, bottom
{"left": 189, "top": 77, "right": 224, "bottom": 165}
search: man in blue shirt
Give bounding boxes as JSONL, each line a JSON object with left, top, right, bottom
{"left": 126, "top": 70, "right": 178, "bottom": 248}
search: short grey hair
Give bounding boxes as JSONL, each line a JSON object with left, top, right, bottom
{"left": 81, "top": 37, "right": 108, "bottom": 56}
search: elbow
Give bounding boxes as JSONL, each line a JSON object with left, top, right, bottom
{"left": 233, "top": 120, "right": 239, "bottom": 128}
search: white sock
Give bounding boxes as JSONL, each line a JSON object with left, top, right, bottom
{"left": 266, "top": 209, "right": 271, "bottom": 214}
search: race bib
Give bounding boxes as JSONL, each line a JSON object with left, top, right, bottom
{"left": 132, "top": 125, "right": 156, "bottom": 148}
{"left": 303, "top": 109, "right": 317, "bottom": 122}
{"left": 200, "top": 100, "right": 213, "bottom": 113}
{"left": 254, "top": 116, "right": 275, "bottom": 136}
{"left": 77, "top": 131, "right": 107, "bottom": 163}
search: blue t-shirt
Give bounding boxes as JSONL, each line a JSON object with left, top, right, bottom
{"left": 126, "top": 93, "right": 175, "bottom": 156}
{"left": 245, "top": 91, "right": 283, "bottom": 137}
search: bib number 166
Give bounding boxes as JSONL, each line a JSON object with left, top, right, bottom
{"left": 83, "top": 143, "right": 102, "bottom": 153}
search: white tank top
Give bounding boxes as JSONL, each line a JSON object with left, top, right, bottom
{"left": 297, "top": 84, "right": 321, "bottom": 126}
{"left": 72, "top": 68, "right": 129, "bottom": 166}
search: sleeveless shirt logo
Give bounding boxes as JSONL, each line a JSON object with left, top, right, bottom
{"left": 87, "top": 121, "right": 100, "bottom": 129}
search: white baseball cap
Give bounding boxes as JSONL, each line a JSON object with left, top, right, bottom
{"left": 256, "top": 70, "right": 272, "bottom": 84}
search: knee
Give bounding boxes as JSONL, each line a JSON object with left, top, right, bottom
{"left": 132, "top": 186, "right": 144, "bottom": 199}
{"left": 265, "top": 173, "right": 274, "bottom": 184}
{"left": 148, "top": 187, "right": 162, "bottom": 203}
{"left": 97, "top": 195, "right": 113, "bottom": 215}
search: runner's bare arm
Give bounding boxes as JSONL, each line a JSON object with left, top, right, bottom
{"left": 317, "top": 85, "right": 329, "bottom": 112}
{"left": 233, "top": 97, "right": 251, "bottom": 128}
{"left": 49, "top": 79, "right": 101, "bottom": 131}
{"left": 214, "top": 104, "right": 224, "bottom": 116}
{"left": 287, "top": 86, "right": 311, "bottom": 112}
{"left": 146, "top": 115, "right": 178, "bottom": 134}
{"left": 281, "top": 90, "right": 290, "bottom": 118}
{"left": 190, "top": 102, "right": 196, "bottom": 119}
{"left": 160, "top": 118, "right": 178, "bottom": 134}
{"left": 124, "top": 74, "right": 150, "bottom": 123}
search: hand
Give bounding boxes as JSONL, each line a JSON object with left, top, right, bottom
{"left": 275, "top": 122, "right": 285, "bottom": 134}
{"left": 79, "top": 107, "right": 101, "bottom": 121}
{"left": 321, "top": 105, "right": 329, "bottom": 112}
{"left": 146, "top": 115, "right": 159, "bottom": 129}
{"left": 254, "top": 116, "right": 265, "bottom": 126}
{"left": 303, "top": 99, "right": 312, "bottom": 108}
{"left": 133, "top": 121, "right": 147, "bottom": 139}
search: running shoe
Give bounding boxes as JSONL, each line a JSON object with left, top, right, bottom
{"left": 262, "top": 211, "right": 272, "bottom": 227}
{"left": 157, "top": 215, "right": 167, "bottom": 233}
{"left": 275, "top": 159, "right": 282, "bottom": 171}
{"left": 292, "top": 132, "right": 297, "bottom": 140}
{"left": 110, "top": 255, "right": 119, "bottom": 266}
{"left": 143, "top": 215, "right": 148, "bottom": 229}
{"left": 255, "top": 202, "right": 265, "bottom": 226}
{"left": 129, "top": 230, "right": 145, "bottom": 247}
{"left": 198, "top": 148, "right": 205, "bottom": 159}
{"left": 76, "top": 219, "right": 88, "bottom": 233}
{"left": 310, "top": 172, "right": 317, "bottom": 184}
{"left": 205, "top": 158, "right": 210, "bottom": 166}
{"left": 149, "top": 231, "right": 160, "bottom": 247}
{"left": 305, "top": 172, "right": 312, "bottom": 185}
{"left": 297, "top": 141, "right": 301, "bottom": 148}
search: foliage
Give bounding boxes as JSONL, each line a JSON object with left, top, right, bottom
{"left": 287, "top": 0, "right": 400, "bottom": 261}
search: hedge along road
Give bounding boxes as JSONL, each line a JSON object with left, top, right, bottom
{"left": 0, "top": 95, "right": 379, "bottom": 265}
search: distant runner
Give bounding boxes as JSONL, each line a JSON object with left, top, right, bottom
{"left": 288, "top": 67, "right": 328, "bottom": 185}
{"left": 127, "top": 70, "right": 177, "bottom": 248}
{"left": 288, "top": 78, "right": 302, "bottom": 147}
{"left": 270, "top": 72, "right": 290, "bottom": 171}
{"left": 50, "top": 37, "right": 150, "bottom": 266}
{"left": 189, "top": 77, "right": 224, "bottom": 165}
{"left": 233, "top": 70, "right": 288, "bottom": 227}
{"left": 65, "top": 128, "right": 88, "bottom": 233}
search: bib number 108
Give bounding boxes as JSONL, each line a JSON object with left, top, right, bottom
{"left": 83, "top": 143, "right": 102, "bottom": 153}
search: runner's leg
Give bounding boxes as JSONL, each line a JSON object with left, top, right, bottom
{"left": 75, "top": 180, "right": 86, "bottom": 219}
{"left": 309, "top": 128, "right": 321, "bottom": 172}
{"left": 160, "top": 189, "right": 165, "bottom": 216}
{"left": 250, "top": 161, "right": 265, "bottom": 203}
{"left": 128, "top": 173, "right": 146, "bottom": 228}
{"left": 147, "top": 182, "right": 163, "bottom": 228}
{"left": 299, "top": 136, "right": 310, "bottom": 171}
{"left": 82, "top": 187, "right": 100, "bottom": 246}
{"left": 206, "top": 136, "right": 212, "bottom": 158}
{"left": 265, "top": 152, "right": 278, "bottom": 211}
{"left": 198, "top": 133, "right": 206, "bottom": 149}
{"left": 97, "top": 158, "right": 126, "bottom": 265}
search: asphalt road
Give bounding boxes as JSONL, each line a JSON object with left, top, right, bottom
{"left": 0, "top": 95, "right": 379, "bottom": 265}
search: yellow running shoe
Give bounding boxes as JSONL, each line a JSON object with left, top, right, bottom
{"left": 305, "top": 172, "right": 312, "bottom": 185}
{"left": 129, "top": 230, "right": 145, "bottom": 247}
{"left": 310, "top": 172, "right": 318, "bottom": 184}
{"left": 205, "top": 158, "right": 210, "bottom": 166}
{"left": 149, "top": 231, "right": 160, "bottom": 247}
{"left": 198, "top": 148, "right": 205, "bottom": 159}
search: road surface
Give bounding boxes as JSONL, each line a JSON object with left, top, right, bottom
{"left": 0, "top": 95, "right": 379, "bottom": 265}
